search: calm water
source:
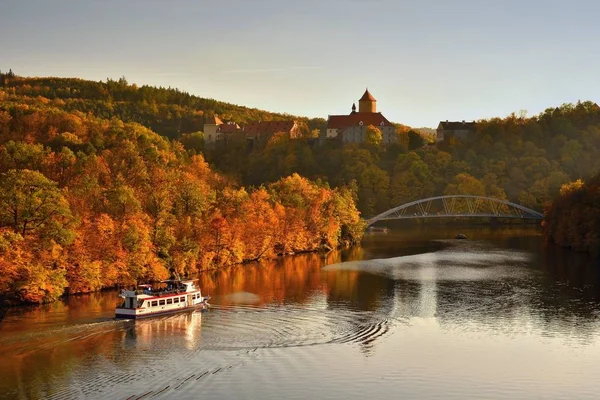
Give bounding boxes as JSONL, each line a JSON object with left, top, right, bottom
{"left": 2, "top": 226, "right": 600, "bottom": 400}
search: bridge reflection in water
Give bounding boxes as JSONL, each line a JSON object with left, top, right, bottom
{"left": 367, "top": 195, "right": 544, "bottom": 227}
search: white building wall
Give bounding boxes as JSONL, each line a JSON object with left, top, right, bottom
{"left": 204, "top": 124, "right": 218, "bottom": 143}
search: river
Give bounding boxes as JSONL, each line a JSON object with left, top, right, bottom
{"left": 2, "top": 226, "right": 600, "bottom": 400}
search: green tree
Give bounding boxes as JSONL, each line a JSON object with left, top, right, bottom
{"left": 444, "top": 173, "right": 485, "bottom": 196}
{"left": 365, "top": 125, "right": 383, "bottom": 146}
{"left": 408, "top": 130, "right": 425, "bottom": 150}
{"left": 0, "top": 169, "right": 73, "bottom": 241}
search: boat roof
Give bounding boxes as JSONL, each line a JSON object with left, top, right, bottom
{"left": 160, "top": 279, "right": 195, "bottom": 284}
{"left": 138, "top": 284, "right": 152, "bottom": 288}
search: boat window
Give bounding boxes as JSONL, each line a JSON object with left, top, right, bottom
{"left": 151, "top": 301, "right": 158, "bottom": 307}
{"left": 138, "top": 300, "right": 145, "bottom": 308}
{"left": 159, "top": 299, "right": 166, "bottom": 306}
{"left": 174, "top": 297, "right": 179, "bottom": 303}
{"left": 180, "top": 297, "right": 185, "bottom": 302}
{"left": 167, "top": 298, "right": 173, "bottom": 304}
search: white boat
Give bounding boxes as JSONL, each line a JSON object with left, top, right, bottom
{"left": 115, "top": 280, "right": 210, "bottom": 319}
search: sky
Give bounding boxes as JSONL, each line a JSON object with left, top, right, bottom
{"left": 2, "top": 0, "right": 600, "bottom": 127}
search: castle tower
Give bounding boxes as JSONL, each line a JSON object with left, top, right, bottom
{"left": 204, "top": 114, "right": 223, "bottom": 143}
{"left": 358, "top": 89, "right": 376, "bottom": 113}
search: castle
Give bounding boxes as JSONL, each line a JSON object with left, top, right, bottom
{"left": 326, "top": 89, "right": 396, "bottom": 144}
{"left": 204, "top": 88, "right": 397, "bottom": 147}
{"left": 203, "top": 116, "right": 300, "bottom": 146}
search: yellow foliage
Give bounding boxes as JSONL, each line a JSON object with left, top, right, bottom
{"left": 559, "top": 179, "right": 584, "bottom": 196}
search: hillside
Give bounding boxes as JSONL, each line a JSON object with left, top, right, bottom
{"left": 3, "top": 72, "right": 600, "bottom": 219}
{"left": 0, "top": 72, "right": 327, "bottom": 138}
{"left": 0, "top": 75, "right": 364, "bottom": 304}
{"left": 206, "top": 101, "right": 600, "bottom": 216}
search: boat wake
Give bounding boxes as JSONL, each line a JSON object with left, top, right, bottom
{"left": 323, "top": 243, "right": 533, "bottom": 282}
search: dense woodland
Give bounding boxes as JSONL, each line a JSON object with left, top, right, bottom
{"left": 0, "top": 72, "right": 364, "bottom": 304}
{"left": 543, "top": 175, "right": 600, "bottom": 255}
{"left": 0, "top": 72, "right": 328, "bottom": 137}
{"left": 206, "top": 102, "right": 600, "bottom": 217}
{"left": 1, "top": 72, "right": 600, "bottom": 302}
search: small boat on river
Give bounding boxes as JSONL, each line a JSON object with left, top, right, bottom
{"left": 115, "top": 280, "right": 210, "bottom": 319}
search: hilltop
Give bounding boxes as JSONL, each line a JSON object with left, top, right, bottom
{"left": 0, "top": 72, "right": 328, "bottom": 138}
{"left": 2, "top": 71, "right": 600, "bottom": 219}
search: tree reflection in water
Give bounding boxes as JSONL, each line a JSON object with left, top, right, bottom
{"left": 4, "top": 227, "right": 600, "bottom": 399}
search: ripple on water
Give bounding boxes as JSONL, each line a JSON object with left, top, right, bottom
{"left": 26, "top": 303, "right": 400, "bottom": 400}
{"left": 324, "top": 241, "right": 534, "bottom": 282}
{"left": 200, "top": 303, "right": 400, "bottom": 350}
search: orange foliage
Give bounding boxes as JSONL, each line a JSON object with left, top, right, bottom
{"left": 0, "top": 105, "right": 364, "bottom": 304}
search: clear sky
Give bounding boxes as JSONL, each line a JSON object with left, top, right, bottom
{"left": 2, "top": 0, "right": 599, "bottom": 127}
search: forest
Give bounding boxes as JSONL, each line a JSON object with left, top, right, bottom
{"left": 205, "top": 102, "right": 600, "bottom": 218}
{"left": 0, "top": 72, "right": 328, "bottom": 138}
{"left": 543, "top": 174, "right": 600, "bottom": 255}
{"left": 2, "top": 71, "right": 600, "bottom": 302}
{"left": 0, "top": 73, "right": 364, "bottom": 304}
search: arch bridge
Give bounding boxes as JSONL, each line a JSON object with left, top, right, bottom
{"left": 366, "top": 195, "right": 543, "bottom": 227}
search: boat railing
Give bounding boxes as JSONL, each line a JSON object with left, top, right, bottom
{"left": 131, "top": 287, "right": 189, "bottom": 296}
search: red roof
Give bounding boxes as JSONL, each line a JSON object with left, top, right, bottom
{"left": 244, "top": 121, "right": 296, "bottom": 137}
{"left": 359, "top": 89, "right": 376, "bottom": 102}
{"left": 327, "top": 112, "right": 392, "bottom": 130}
{"left": 218, "top": 122, "right": 241, "bottom": 133}
{"left": 205, "top": 115, "right": 223, "bottom": 125}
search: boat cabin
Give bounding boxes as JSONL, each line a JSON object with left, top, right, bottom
{"left": 115, "top": 280, "right": 209, "bottom": 319}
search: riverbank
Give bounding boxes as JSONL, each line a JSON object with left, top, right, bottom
{"left": 0, "top": 168, "right": 364, "bottom": 305}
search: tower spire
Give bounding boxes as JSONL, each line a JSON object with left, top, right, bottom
{"left": 352, "top": 103, "right": 356, "bottom": 113}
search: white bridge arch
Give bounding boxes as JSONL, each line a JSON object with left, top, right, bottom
{"left": 366, "top": 195, "right": 544, "bottom": 227}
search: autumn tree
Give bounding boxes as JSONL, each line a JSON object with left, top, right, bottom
{"left": 365, "top": 125, "right": 383, "bottom": 146}
{"left": 0, "top": 169, "right": 73, "bottom": 242}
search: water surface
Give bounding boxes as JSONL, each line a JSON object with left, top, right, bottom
{"left": 2, "top": 226, "right": 600, "bottom": 399}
